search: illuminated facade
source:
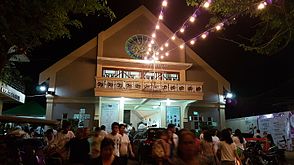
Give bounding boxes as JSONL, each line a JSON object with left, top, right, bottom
{"left": 39, "top": 6, "right": 229, "bottom": 130}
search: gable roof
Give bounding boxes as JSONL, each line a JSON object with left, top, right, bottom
{"left": 39, "top": 37, "right": 97, "bottom": 84}
{"left": 39, "top": 5, "right": 229, "bottom": 88}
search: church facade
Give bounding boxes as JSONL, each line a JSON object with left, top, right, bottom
{"left": 39, "top": 6, "right": 229, "bottom": 131}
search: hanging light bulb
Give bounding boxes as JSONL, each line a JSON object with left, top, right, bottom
{"left": 154, "top": 56, "right": 159, "bottom": 61}
{"left": 162, "top": 0, "right": 167, "bottom": 7}
{"left": 190, "top": 39, "right": 195, "bottom": 45}
{"left": 156, "top": 24, "right": 160, "bottom": 29}
{"left": 148, "top": 48, "right": 152, "bottom": 51}
{"left": 257, "top": 1, "right": 267, "bottom": 10}
{"left": 201, "top": 32, "right": 208, "bottom": 39}
{"left": 189, "top": 15, "right": 196, "bottom": 23}
{"left": 148, "top": 44, "right": 152, "bottom": 47}
{"left": 215, "top": 23, "right": 224, "bottom": 31}
{"left": 146, "top": 51, "right": 150, "bottom": 55}
{"left": 203, "top": 1, "right": 210, "bottom": 9}
{"left": 160, "top": 47, "right": 164, "bottom": 51}
{"left": 171, "top": 35, "right": 176, "bottom": 40}
{"left": 151, "top": 40, "right": 155, "bottom": 44}
{"left": 160, "top": 55, "right": 164, "bottom": 59}
{"left": 144, "top": 56, "right": 148, "bottom": 60}
{"left": 180, "top": 27, "right": 185, "bottom": 33}
{"left": 165, "top": 42, "right": 169, "bottom": 47}
{"left": 165, "top": 52, "right": 169, "bottom": 56}
{"left": 159, "top": 14, "right": 163, "bottom": 20}
{"left": 152, "top": 33, "right": 156, "bottom": 38}
{"left": 156, "top": 52, "right": 159, "bottom": 55}
{"left": 179, "top": 44, "right": 185, "bottom": 49}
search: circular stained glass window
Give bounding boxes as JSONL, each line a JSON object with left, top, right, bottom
{"left": 125, "top": 34, "right": 159, "bottom": 59}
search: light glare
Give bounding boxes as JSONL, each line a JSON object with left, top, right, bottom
{"left": 162, "top": 0, "right": 167, "bottom": 7}
{"left": 180, "top": 27, "right": 185, "bottom": 33}
{"left": 165, "top": 43, "right": 169, "bottom": 47}
{"left": 189, "top": 16, "right": 195, "bottom": 23}
{"left": 171, "top": 35, "right": 176, "bottom": 40}
{"left": 203, "top": 2, "right": 210, "bottom": 8}
{"left": 190, "top": 40, "right": 195, "bottom": 45}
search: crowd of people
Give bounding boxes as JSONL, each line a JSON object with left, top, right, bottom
{"left": 2, "top": 120, "right": 277, "bottom": 165}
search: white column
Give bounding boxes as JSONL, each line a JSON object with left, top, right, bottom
{"left": 119, "top": 99, "right": 124, "bottom": 123}
{"left": 160, "top": 102, "right": 166, "bottom": 128}
{"left": 45, "top": 95, "right": 54, "bottom": 120}
{"left": 0, "top": 100, "right": 3, "bottom": 115}
{"left": 219, "top": 107, "right": 226, "bottom": 129}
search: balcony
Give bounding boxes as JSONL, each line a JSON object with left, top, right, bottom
{"left": 95, "top": 77, "right": 204, "bottom": 100}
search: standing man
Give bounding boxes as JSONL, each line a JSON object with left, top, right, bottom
{"left": 119, "top": 124, "right": 135, "bottom": 165}
{"left": 106, "top": 122, "right": 122, "bottom": 157}
{"left": 167, "top": 124, "right": 178, "bottom": 148}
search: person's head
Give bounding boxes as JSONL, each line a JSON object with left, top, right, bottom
{"left": 177, "top": 130, "right": 197, "bottom": 158}
{"left": 100, "top": 138, "right": 115, "bottom": 159}
{"left": 94, "top": 127, "right": 101, "bottom": 137}
{"left": 45, "top": 129, "right": 54, "bottom": 140}
{"left": 204, "top": 131, "right": 212, "bottom": 142}
{"left": 256, "top": 129, "right": 260, "bottom": 133}
{"left": 234, "top": 129, "right": 244, "bottom": 143}
{"left": 83, "top": 127, "right": 90, "bottom": 138}
{"left": 167, "top": 123, "right": 176, "bottom": 133}
{"left": 221, "top": 129, "right": 233, "bottom": 144}
{"left": 111, "top": 122, "right": 119, "bottom": 134}
{"left": 159, "top": 130, "right": 169, "bottom": 142}
{"left": 101, "top": 125, "right": 106, "bottom": 131}
{"left": 119, "top": 124, "right": 126, "bottom": 135}
{"left": 227, "top": 128, "right": 232, "bottom": 135}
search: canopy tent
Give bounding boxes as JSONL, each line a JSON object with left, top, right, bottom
{"left": 3, "top": 102, "right": 46, "bottom": 117}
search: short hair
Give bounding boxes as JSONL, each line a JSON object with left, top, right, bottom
{"left": 111, "top": 122, "right": 119, "bottom": 129}
{"left": 119, "top": 124, "right": 126, "bottom": 129}
{"left": 95, "top": 127, "right": 101, "bottom": 132}
{"left": 101, "top": 125, "right": 106, "bottom": 130}
{"left": 167, "top": 123, "right": 175, "bottom": 129}
{"left": 256, "top": 129, "right": 260, "bottom": 133}
{"left": 100, "top": 138, "right": 115, "bottom": 150}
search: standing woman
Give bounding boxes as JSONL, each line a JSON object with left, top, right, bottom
{"left": 217, "top": 129, "right": 241, "bottom": 165}
{"left": 91, "top": 138, "right": 120, "bottom": 165}
{"left": 119, "top": 124, "right": 135, "bottom": 165}
{"left": 232, "top": 129, "right": 246, "bottom": 161}
{"left": 172, "top": 130, "right": 202, "bottom": 165}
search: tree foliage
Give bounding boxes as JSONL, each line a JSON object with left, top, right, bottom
{"left": 0, "top": 0, "right": 115, "bottom": 69}
{"left": 186, "top": 0, "right": 294, "bottom": 55}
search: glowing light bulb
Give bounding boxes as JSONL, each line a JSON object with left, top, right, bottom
{"left": 146, "top": 52, "right": 150, "bottom": 55}
{"left": 171, "top": 35, "right": 176, "bottom": 40}
{"left": 215, "top": 23, "right": 224, "bottom": 31}
{"left": 152, "top": 33, "right": 156, "bottom": 38}
{"left": 154, "top": 57, "right": 159, "bottom": 61}
{"left": 180, "top": 27, "right": 185, "bottom": 33}
{"left": 165, "top": 52, "right": 169, "bottom": 56}
{"left": 257, "top": 2, "right": 267, "bottom": 10}
{"left": 201, "top": 33, "right": 207, "bottom": 39}
{"left": 189, "top": 16, "right": 196, "bottom": 23}
{"left": 156, "top": 24, "right": 160, "bottom": 29}
{"left": 144, "top": 56, "right": 148, "bottom": 60}
{"left": 151, "top": 40, "right": 155, "bottom": 44}
{"left": 159, "top": 14, "right": 163, "bottom": 20}
{"left": 203, "top": 2, "right": 210, "bottom": 8}
{"left": 162, "top": 0, "right": 167, "bottom": 7}
{"left": 160, "top": 47, "right": 164, "bottom": 51}
{"left": 156, "top": 52, "right": 159, "bottom": 55}
{"left": 161, "top": 55, "right": 164, "bottom": 59}
{"left": 180, "top": 44, "right": 184, "bottom": 49}
{"left": 148, "top": 44, "right": 152, "bottom": 47}
{"left": 148, "top": 48, "right": 152, "bottom": 51}
{"left": 165, "top": 43, "right": 169, "bottom": 47}
{"left": 190, "top": 40, "right": 195, "bottom": 45}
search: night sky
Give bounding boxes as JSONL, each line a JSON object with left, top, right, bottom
{"left": 16, "top": 0, "right": 294, "bottom": 118}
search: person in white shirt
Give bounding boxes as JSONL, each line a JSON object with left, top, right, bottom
{"left": 167, "top": 124, "right": 178, "bottom": 148}
{"left": 106, "top": 122, "right": 122, "bottom": 157}
{"left": 211, "top": 129, "right": 220, "bottom": 154}
{"left": 119, "top": 124, "right": 134, "bottom": 165}
{"left": 100, "top": 125, "right": 108, "bottom": 138}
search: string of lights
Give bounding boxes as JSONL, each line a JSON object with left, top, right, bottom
{"left": 155, "top": 0, "right": 271, "bottom": 60}
{"left": 146, "top": 0, "right": 213, "bottom": 60}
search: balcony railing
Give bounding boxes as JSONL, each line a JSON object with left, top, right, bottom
{"left": 95, "top": 77, "right": 203, "bottom": 100}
